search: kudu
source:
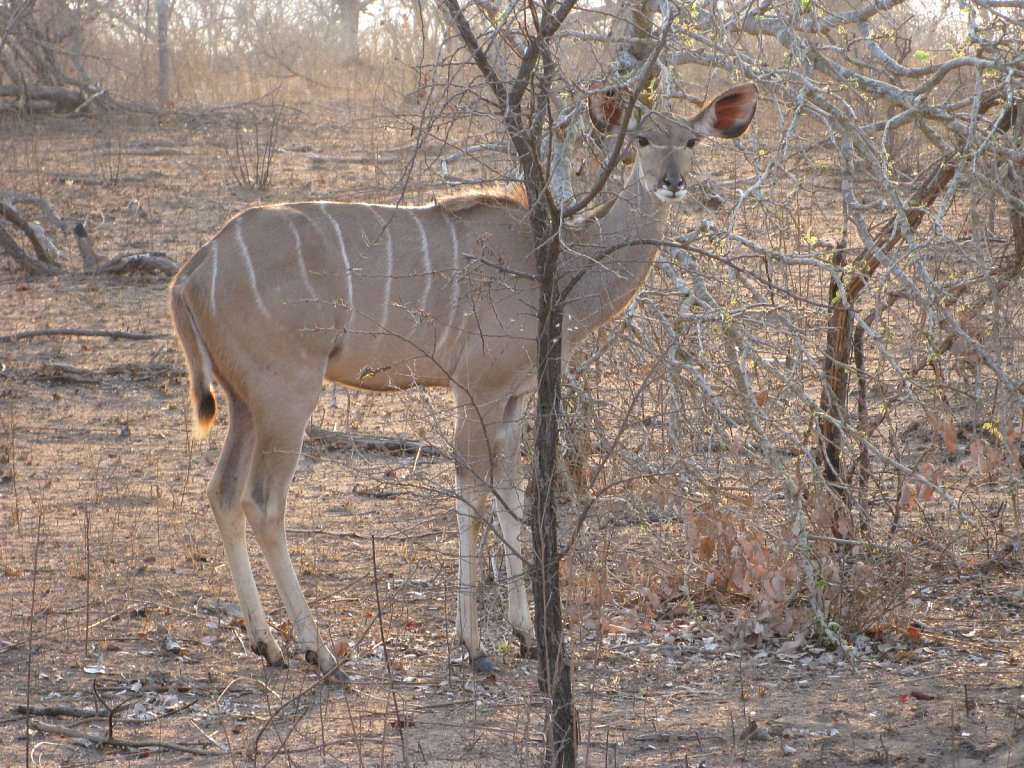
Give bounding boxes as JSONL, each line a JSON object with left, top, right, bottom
{"left": 169, "top": 83, "right": 756, "bottom": 678}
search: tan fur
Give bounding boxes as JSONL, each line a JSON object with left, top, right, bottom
{"left": 435, "top": 183, "right": 529, "bottom": 213}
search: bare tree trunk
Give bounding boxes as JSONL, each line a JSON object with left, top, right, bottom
{"left": 0, "top": 1, "right": 34, "bottom": 59}
{"left": 156, "top": 0, "right": 171, "bottom": 107}
{"left": 443, "top": 1, "right": 579, "bottom": 763}
{"left": 1009, "top": 103, "right": 1024, "bottom": 266}
{"left": 335, "top": 0, "right": 361, "bottom": 65}
{"left": 531, "top": 198, "right": 577, "bottom": 768}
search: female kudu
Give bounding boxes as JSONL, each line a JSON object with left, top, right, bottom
{"left": 169, "top": 83, "right": 756, "bottom": 678}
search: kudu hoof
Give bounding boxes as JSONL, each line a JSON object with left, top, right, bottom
{"left": 515, "top": 631, "right": 539, "bottom": 659}
{"left": 253, "top": 640, "right": 287, "bottom": 668}
{"left": 304, "top": 649, "right": 350, "bottom": 685}
{"left": 325, "top": 668, "right": 350, "bottom": 686}
{"left": 472, "top": 656, "right": 498, "bottom": 675}
{"left": 518, "top": 644, "right": 539, "bottom": 660}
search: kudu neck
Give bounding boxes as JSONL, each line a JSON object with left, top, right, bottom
{"left": 559, "top": 158, "right": 672, "bottom": 342}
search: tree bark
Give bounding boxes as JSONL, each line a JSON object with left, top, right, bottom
{"left": 156, "top": 0, "right": 171, "bottom": 107}
{"left": 531, "top": 208, "right": 577, "bottom": 768}
{"left": 335, "top": 0, "right": 361, "bottom": 65}
{"left": 442, "top": 1, "right": 580, "bottom": 763}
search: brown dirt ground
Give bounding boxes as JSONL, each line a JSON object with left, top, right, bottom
{"left": 0, "top": 97, "right": 1022, "bottom": 767}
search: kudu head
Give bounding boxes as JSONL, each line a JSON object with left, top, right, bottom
{"left": 590, "top": 82, "right": 758, "bottom": 203}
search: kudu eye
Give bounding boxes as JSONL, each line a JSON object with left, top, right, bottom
{"left": 686, "top": 138, "right": 697, "bottom": 149}
{"left": 636, "top": 136, "right": 650, "bottom": 148}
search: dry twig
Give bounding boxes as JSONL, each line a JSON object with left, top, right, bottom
{"left": 305, "top": 422, "right": 444, "bottom": 458}
{"left": 28, "top": 719, "right": 229, "bottom": 756}
{"left": 0, "top": 328, "right": 169, "bottom": 343}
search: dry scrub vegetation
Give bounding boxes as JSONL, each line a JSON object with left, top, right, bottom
{"left": 1, "top": 0, "right": 1023, "bottom": 766}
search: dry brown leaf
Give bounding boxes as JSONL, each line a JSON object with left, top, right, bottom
{"left": 698, "top": 535, "right": 716, "bottom": 559}
{"left": 942, "top": 420, "right": 957, "bottom": 452}
{"left": 969, "top": 439, "right": 1000, "bottom": 475}
{"left": 917, "top": 462, "right": 939, "bottom": 501}
{"left": 898, "top": 483, "right": 919, "bottom": 511}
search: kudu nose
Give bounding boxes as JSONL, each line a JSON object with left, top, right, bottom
{"left": 662, "top": 174, "right": 684, "bottom": 194}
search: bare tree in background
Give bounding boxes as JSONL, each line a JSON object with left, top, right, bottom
{"left": 156, "top": 0, "right": 171, "bottom": 107}
{"left": 0, "top": 0, "right": 108, "bottom": 112}
{"left": 334, "top": 0, "right": 371, "bottom": 65}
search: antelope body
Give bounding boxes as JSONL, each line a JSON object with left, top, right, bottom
{"left": 170, "top": 84, "right": 756, "bottom": 678}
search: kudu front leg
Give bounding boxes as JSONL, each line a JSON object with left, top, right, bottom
{"left": 491, "top": 398, "right": 536, "bottom": 657}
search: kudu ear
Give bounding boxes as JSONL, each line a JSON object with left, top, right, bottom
{"left": 588, "top": 85, "right": 627, "bottom": 133}
{"left": 690, "top": 83, "right": 757, "bottom": 139}
{"left": 587, "top": 84, "right": 649, "bottom": 134}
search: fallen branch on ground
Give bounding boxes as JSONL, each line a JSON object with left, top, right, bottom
{"left": 0, "top": 328, "right": 169, "bottom": 343}
{"left": 16, "top": 704, "right": 100, "bottom": 719}
{"left": 90, "top": 251, "right": 179, "bottom": 276}
{"left": 286, "top": 527, "right": 440, "bottom": 541}
{"left": 73, "top": 223, "right": 179, "bottom": 276}
{"left": 28, "top": 719, "right": 228, "bottom": 756}
{"left": 0, "top": 200, "right": 60, "bottom": 275}
{"left": 305, "top": 152, "right": 399, "bottom": 165}
{"left": 25, "top": 362, "right": 179, "bottom": 385}
{"left": 0, "top": 196, "right": 179, "bottom": 277}
{"left": 305, "top": 422, "right": 445, "bottom": 458}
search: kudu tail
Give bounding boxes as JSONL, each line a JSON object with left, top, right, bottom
{"left": 169, "top": 278, "right": 218, "bottom": 437}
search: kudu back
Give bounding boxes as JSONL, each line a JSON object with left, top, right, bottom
{"left": 170, "top": 83, "right": 756, "bottom": 678}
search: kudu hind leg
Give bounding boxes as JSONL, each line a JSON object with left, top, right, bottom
{"left": 242, "top": 400, "right": 340, "bottom": 677}
{"left": 207, "top": 395, "right": 286, "bottom": 667}
{"left": 453, "top": 402, "right": 498, "bottom": 673}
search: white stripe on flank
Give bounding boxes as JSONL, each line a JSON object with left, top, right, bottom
{"left": 284, "top": 215, "right": 317, "bottom": 300}
{"left": 208, "top": 240, "right": 219, "bottom": 314}
{"left": 435, "top": 215, "right": 460, "bottom": 353}
{"left": 235, "top": 225, "right": 271, "bottom": 318}
{"left": 320, "top": 203, "right": 354, "bottom": 313}
{"left": 365, "top": 206, "right": 393, "bottom": 331}
{"left": 408, "top": 209, "right": 433, "bottom": 314}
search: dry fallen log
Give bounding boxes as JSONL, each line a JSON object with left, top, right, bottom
{"left": 305, "top": 422, "right": 445, "bottom": 458}
{"left": 0, "top": 199, "right": 61, "bottom": 275}
{"left": 0, "top": 328, "right": 169, "bottom": 343}
{"left": 90, "top": 251, "right": 179, "bottom": 277}
{"left": 0, "top": 84, "right": 111, "bottom": 113}
{"left": 28, "top": 719, "right": 227, "bottom": 757}
{"left": 0, "top": 197, "right": 179, "bottom": 277}
{"left": 73, "top": 222, "right": 178, "bottom": 276}
{"left": 0, "top": 219, "right": 58, "bottom": 275}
